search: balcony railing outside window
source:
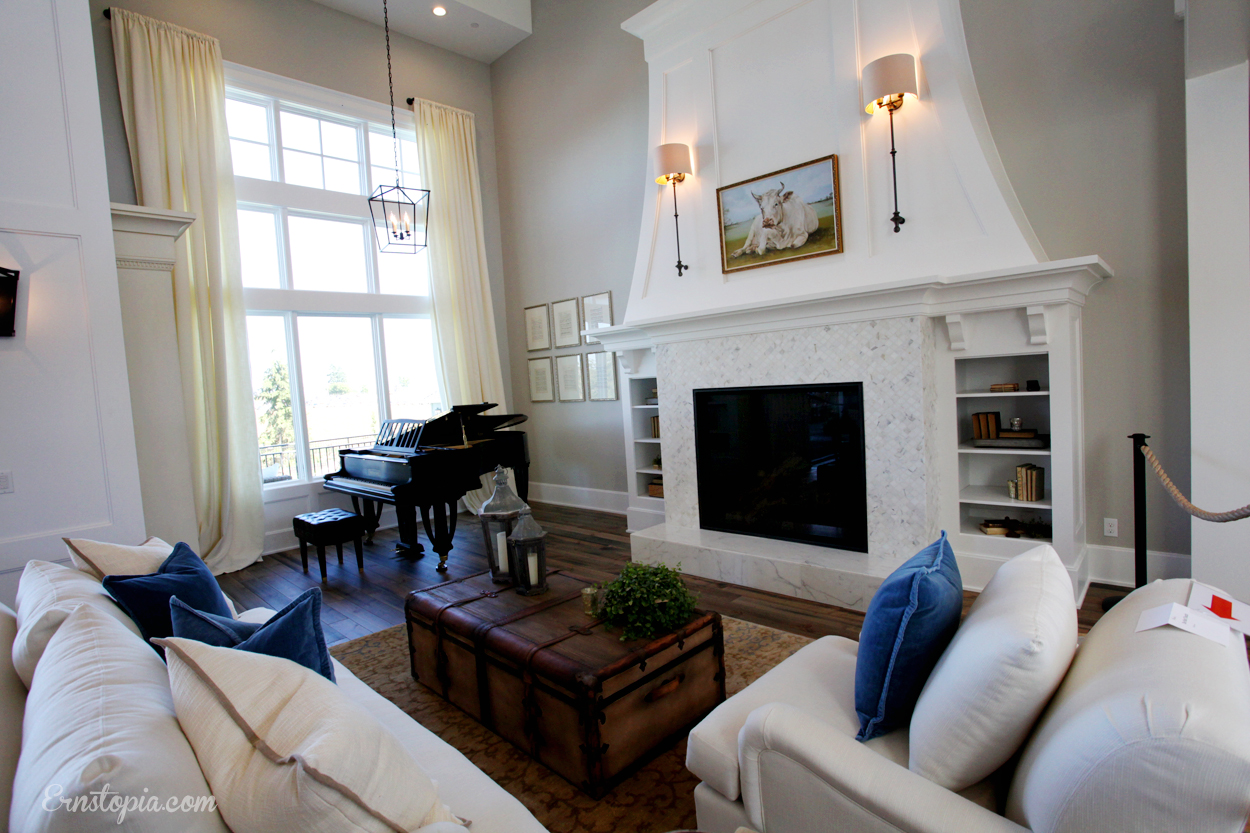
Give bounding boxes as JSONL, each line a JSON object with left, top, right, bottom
{"left": 260, "top": 433, "right": 376, "bottom": 483}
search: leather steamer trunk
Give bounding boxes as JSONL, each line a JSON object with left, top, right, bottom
{"left": 405, "top": 570, "right": 725, "bottom": 797}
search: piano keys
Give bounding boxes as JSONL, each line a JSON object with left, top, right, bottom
{"left": 323, "top": 405, "right": 529, "bottom": 571}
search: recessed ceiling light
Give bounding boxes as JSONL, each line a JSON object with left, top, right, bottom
{"left": 432, "top": 5, "right": 446, "bottom": 15}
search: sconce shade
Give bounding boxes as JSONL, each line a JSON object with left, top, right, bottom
{"left": 654, "top": 143, "right": 693, "bottom": 184}
{"left": 862, "top": 53, "right": 919, "bottom": 113}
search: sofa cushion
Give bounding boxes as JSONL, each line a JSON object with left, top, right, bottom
{"left": 909, "top": 544, "right": 1077, "bottom": 790}
{"left": 0, "top": 602, "right": 26, "bottom": 827}
{"left": 9, "top": 604, "right": 229, "bottom": 833}
{"left": 334, "top": 660, "right": 549, "bottom": 833}
{"left": 12, "top": 560, "right": 142, "bottom": 688}
{"left": 103, "top": 542, "right": 232, "bottom": 649}
{"left": 687, "top": 635, "right": 862, "bottom": 801}
{"left": 1007, "top": 579, "right": 1250, "bottom": 833}
{"left": 854, "top": 530, "right": 963, "bottom": 740}
{"left": 170, "top": 587, "right": 335, "bottom": 680}
{"left": 63, "top": 535, "right": 173, "bottom": 579}
{"left": 157, "top": 635, "right": 464, "bottom": 833}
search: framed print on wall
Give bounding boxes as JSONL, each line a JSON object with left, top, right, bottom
{"left": 551, "top": 297, "right": 581, "bottom": 348}
{"left": 586, "top": 351, "right": 618, "bottom": 401}
{"left": 555, "top": 354, "right": 585, "bottom": 402}
{"left": 524, "top": 304, "right": 551, "bottom": 352}
{"left": 580, "top": 291, "right": 613, "bottom": 344}
{"left": 528, "top": 357, "right": 554, "bottom": 402}
{"left": 716, "top": 154, "right": 843, "bottom": 275}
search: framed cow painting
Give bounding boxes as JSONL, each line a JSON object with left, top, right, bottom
{"left": 716, "top": 154, "right": 843, "bottom": 274}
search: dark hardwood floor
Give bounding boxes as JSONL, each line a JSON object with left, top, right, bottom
{"left": 217, "top": 503, "right": 1121, "bottom": 646}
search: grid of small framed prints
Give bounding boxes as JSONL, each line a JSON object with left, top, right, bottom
{"left": 524, "top": 291, "right": 617, "bottom": 403}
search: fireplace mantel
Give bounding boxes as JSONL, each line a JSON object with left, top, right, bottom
{"left": 595, "top": 256, "right": 1109, "bottom": 358}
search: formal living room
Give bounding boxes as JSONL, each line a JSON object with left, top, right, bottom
{"left": 4, "top": 0, "right": 1250, "bottom": 831}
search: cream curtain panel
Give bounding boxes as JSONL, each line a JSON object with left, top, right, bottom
{"left": 112, "top": 9, "right": 264, "bottom": 573}
{"left": 412, "top": 98, "right": 509, "bottom": 512}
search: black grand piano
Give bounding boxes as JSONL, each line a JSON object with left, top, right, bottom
{"left": 323, "top": 403, "right": 528, "bottom": 570}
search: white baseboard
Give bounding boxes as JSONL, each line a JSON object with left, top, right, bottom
{"left": 528, "top": 482, "right": 628, "bottom": 515}
{"left": 1085, "top": 544, "right": 1191, "bottom": 587}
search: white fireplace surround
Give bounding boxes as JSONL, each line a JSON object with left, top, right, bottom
{"left": 595, "top": 257, "right": 1108, "bottom": 609}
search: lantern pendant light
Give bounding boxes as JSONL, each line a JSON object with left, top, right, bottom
{"left": 368, "top": 0, "right": 430, "bottom": 254}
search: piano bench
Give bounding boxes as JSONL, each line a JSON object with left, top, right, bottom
{"left": 293, "top": 508, "right": 365, "bottom": 582}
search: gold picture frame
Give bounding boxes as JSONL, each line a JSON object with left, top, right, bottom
{"left": 716, "top": 154, "right": 843, "bottom": 274}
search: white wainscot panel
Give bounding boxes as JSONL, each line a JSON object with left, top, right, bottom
{"left": 709, "top": 0, "right": 837, "bottom": 187}
{"left": 0, "top": 231, "right": 111, "bottom": 543}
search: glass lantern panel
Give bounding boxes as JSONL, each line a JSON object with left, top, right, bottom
{"left": 484, "top": 519, "right": 511, "bottom": 573}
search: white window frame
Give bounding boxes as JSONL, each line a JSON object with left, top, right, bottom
{"left": 227, "top": 63, "right": 443, "bottom": 496}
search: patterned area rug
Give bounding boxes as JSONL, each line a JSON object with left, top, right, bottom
{"left": 331, "top": 616, "right": 814, "bottom": 833}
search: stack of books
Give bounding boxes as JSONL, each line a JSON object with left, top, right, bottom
{"left": 650, "top": 415, "right": 660, "bottom": 438}
{"left": 989, "top": 383, "right": 1020, "bottom": 392}
{"left": 1010, "top": 464, "right": 1045, "bottom": 502}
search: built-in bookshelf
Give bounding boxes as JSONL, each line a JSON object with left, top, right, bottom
{"left": 617, "top": 352, "right": 665, "bottom": 532}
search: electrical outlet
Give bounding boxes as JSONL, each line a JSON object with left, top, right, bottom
{"left": 0, "top": 470, "right": 12, "bottom": 494}
{"left": 1103, "top": 517, "right": 1118, "bottom": 538}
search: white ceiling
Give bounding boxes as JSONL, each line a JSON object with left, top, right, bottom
{"left": 309, "top": 0, "right": 532, "bottom": 64}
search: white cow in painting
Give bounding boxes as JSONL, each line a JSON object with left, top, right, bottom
{"left": 730, "top": 183, "right": 820, "bottom": 258}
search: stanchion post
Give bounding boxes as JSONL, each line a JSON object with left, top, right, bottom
{"left": 1131, "top": 433, "right": 1150, "bottom": 588}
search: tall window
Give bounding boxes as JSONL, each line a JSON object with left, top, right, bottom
{"left": 227, "top": 66, "right": 441, "bottom": 485}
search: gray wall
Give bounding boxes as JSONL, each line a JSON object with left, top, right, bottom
{"left": 963, "top": 0, "right": 1191, "bottom": 556}
{"left": 88, "top": 0, "right": 513, "bottom": 407}
{"left": 489, "top": 0, "right": 651, "bottom": 494}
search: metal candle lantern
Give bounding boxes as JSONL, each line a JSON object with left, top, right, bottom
{"left": 507, "top": 507, "right": 548, "bottom": 596}
{"left": 478, "top": 466, "right": 526, "bottom": 584}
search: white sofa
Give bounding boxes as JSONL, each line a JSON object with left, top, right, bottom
{"left": 687, "top": 577, "right": 1250, "bottom": 833}
{"left": 0, "top": 567, "right": 548, "bottom": 833}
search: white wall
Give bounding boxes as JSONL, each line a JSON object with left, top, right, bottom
{"left": 0, "top": 0, "right": 147, "bottom": 606}
{"left": 490, "top": 0, "right": 653, "bottom": 495}
{"left": 1188, "top": 56, "right": 1249, "bottom": 597}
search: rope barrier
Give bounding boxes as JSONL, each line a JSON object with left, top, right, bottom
{"left": 1140, "top": 445, "right": 1250, "bottom": 523}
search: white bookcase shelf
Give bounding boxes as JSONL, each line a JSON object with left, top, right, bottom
{"left": 615, "top": 353, "right": 666, "bottom": 533}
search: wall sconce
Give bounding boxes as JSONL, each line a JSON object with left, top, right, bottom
{"left": 654, "top": 143, "right": 693, "bottom": 276}
{"left": 0, "top": 267, "right": 17, "bottom": 338}
{"left": 862, "top": 53, "right": 919, "bottom": 233}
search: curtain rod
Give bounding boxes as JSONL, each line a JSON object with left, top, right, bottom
{"left": 103, "top": 7, "right": 111, "bottom": 18}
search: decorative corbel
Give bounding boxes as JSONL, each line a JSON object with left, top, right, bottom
{"left": 618, "top": 348, "right": 650, "bottom": 375}
{"left": 1025, "top": 305, "right": 1049, "bottom": 345}
{"left": 944, "top": 314, "right": 966, "bottom": 351}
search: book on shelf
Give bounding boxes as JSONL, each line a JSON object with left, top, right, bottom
{"left": 989, "top": 383, "right": 1020, "bottom": 392}
{"left": 998, "top": 429, "right": 1037, "bottom": 439}
{"left": 972, "top": 434, "right": 1049, "bottom": 449}
{"left": 971, "top": 411, "right": 1002, "bottom": 441}
{"left": 650, "top": 415, "right": 660, "bottom": 438}
{"left": 1013, "top": 464, "right": 1045, "bottom": 501}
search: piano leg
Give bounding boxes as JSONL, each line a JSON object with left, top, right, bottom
{"left": 419, "top": 500, "right": 458, "bottom": 572}
{"left": 395, "top": 502, "right": 425, "bottom": 556}
{"left": 351, "top": 496, "right": 383, "bottom": 545}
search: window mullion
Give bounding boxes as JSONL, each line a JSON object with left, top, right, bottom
{"left": 374, "top": 315, "right": 391, "bottom": 422}
{"left": 279, "top": 206, "right": 295, "bottom": 290}
{"left": 285, "top": 312, "right": 314, "bottom": 484}
{"left": 271, "top": 100, "right": 285, "bottom": 186}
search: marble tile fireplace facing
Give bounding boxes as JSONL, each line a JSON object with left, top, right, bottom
{"left": 634, "top": 317, "right": 939, "bottom": 612}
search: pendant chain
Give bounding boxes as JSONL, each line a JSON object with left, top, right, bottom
{"left": 383, "top": 0, "right": 400, "bottom": 187}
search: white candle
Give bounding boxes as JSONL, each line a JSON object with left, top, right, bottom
{"left": 527, "top": 552, "right": 539, "bottom": 587}
{"left": 495, "top": 531, "right": 508, "bottom": 571}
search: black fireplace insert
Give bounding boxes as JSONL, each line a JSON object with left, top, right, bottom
{"left": 694, "top": 382, "right": 867, "bottom": 552}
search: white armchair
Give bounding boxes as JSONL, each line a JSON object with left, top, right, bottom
{"left": 687, "top": 577, "right": 1250, "bottom": 833}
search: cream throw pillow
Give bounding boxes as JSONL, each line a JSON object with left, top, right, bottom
{"left": 61, "top": 538, "right": 242, "bottom": 618}
{"left": 157, "top": 637, "right": 466, "bottom": 833}
{"left": 908, "top": 544, "right": 1077, "bottom": 790}
{"left": 63, "top": 536, "right": 174, "bottom": 579}
{"left": 10, "top": 604, "right": 228, "bottom": 833}
{"left": 12, "top": 560, "right": 143, "bottom": 688}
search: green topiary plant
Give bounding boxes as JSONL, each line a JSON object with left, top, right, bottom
{"left": 598, "top": 562, "right": 697, "bottom": 641}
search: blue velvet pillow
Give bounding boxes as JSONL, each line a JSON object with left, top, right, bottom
{"left": 103, "top": 542, "right": 232, "bottom": 649}
{"left": 854, "top": 531, "right": 963, "bottom": 741}
{"left": 170, "top": 587, "right": 335, "bottom": 681}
